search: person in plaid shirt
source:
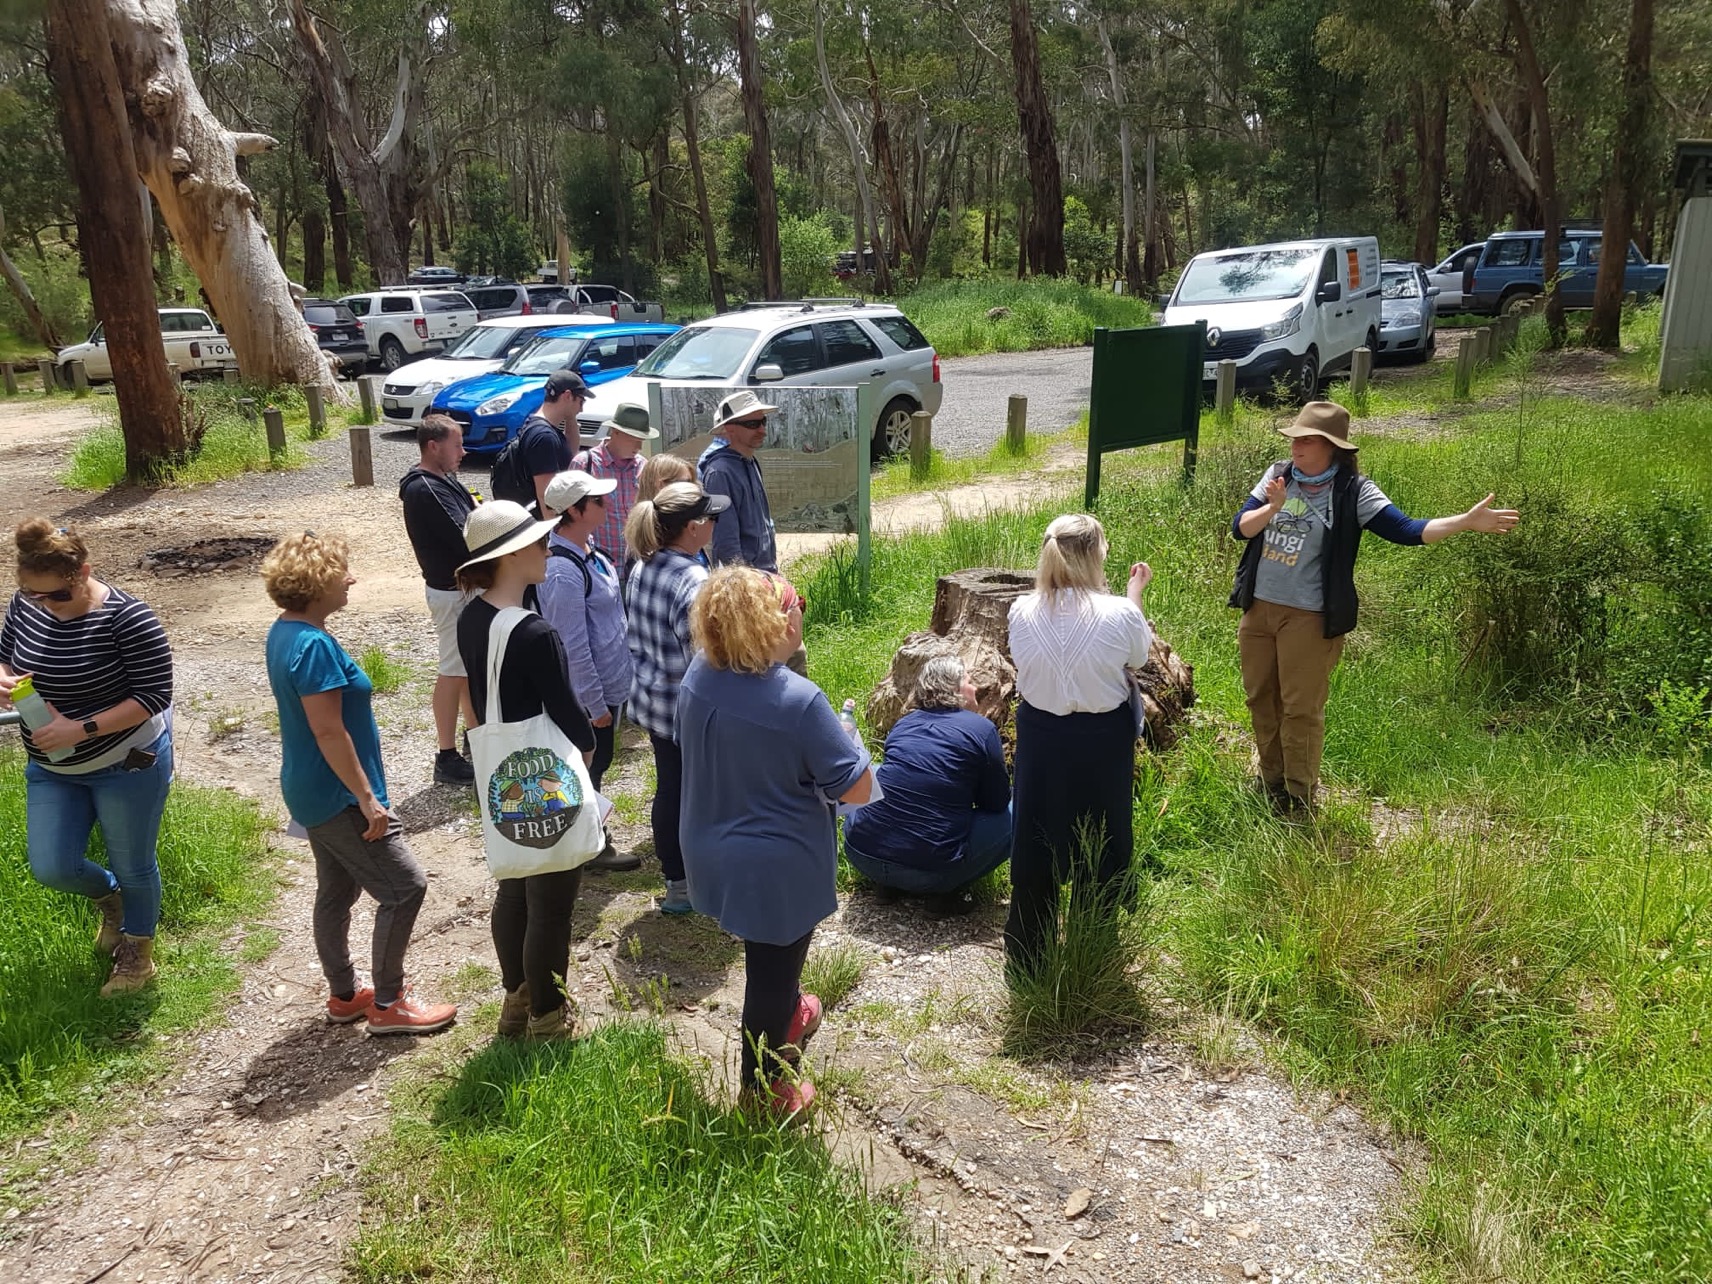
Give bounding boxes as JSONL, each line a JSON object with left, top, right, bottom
{"left": 572, "top": 403, "right": 656, "bottom": 569}
{"left": 623, "top": 481, "right": 729, "bottom": 914}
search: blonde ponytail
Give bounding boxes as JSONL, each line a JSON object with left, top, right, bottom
{"left": 1035, "top": 513, "right": 1109, "bottom": 595}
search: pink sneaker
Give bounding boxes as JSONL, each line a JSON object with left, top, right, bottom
{"left": 743, "top": 1076, "right": 817, "bottom": 1122}
{"left": 365, "top": 993, "right": 458, "bottom": 1036}
{"left": 327, "top": 987, "right": 376, "bottom": 1025}
{"left": 784, "top": 993, "right": 822, "bottom": 1049}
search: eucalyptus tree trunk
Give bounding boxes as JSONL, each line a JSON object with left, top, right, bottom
{"left": 1502, "top": 0, "right": 1564, "bottom": 345}
{"left": 816, "top": 2, "right": 890, "bottom": 293}
{"left": 1410, "top": 82, "right": 1448, "bottom": 265}
{"left": 1588, "top": 0, "right": 1654, "bottom": 348}
{"left": 1008, "top": 0, "right": 1065, "bottom": 276}
{"left": 1097, "top": 17, "right": 1140, "bottom": 293}
{"left": 736, "top": 0, "right": 782, "bottom": 299}
{"left": 0, "top": 207, "right": 62, "bottom": 351}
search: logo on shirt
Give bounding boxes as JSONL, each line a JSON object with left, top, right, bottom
{"left": 1263, "top": 496, "right": 1313, "bottom": 568}
{"left": 486, "top": 748, "right": 582, "bottom": 847}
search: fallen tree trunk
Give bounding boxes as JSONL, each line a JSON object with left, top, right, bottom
{"left": 102, "top": 0, "right": 332, "bottom": 388}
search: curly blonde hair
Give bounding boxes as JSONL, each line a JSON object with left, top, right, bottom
{"left": 690, "top": 566, "right": 790, "bottom": 675}
{"left": 261, "top": 531, "right": 350, "bottom": 612}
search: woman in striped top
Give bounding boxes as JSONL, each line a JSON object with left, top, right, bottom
{"left": 0, "top": 519, "right": 175, "bottom": 996}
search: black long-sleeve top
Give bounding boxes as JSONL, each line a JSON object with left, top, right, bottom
{"left": 457, "top": 596, "right": 596, "bottom": 751}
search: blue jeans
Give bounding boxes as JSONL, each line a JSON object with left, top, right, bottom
{"left": 25, "top": 729, "right": 173, "bottom": 938}
{"left": 845, "top": 806, "right": 1012, "bottom": 897}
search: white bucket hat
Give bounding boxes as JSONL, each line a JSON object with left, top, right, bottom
{"left": 712, "top": 389, "right": 778, "bottom": 432}
{"left": 542, "top": 469, "right": 618, "bottom": 515}
{"left": 458, "top": 500, "right": 558, "bottom": 572}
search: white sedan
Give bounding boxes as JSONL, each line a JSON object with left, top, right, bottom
{"left": 378, "top": 314, "right": 615, "bottom": 428}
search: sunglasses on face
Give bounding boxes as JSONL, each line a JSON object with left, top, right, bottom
{"left": 730, "top": 417, "right": 768, "bottom": 430}
{"left": 24, "top": 586, "right": 75, "bottom": 603}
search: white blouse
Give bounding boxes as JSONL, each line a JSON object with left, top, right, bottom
{"left": 1008, "top": 589, "right": 1152, "bottom": 717}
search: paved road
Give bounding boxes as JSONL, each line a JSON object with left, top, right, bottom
{"left": 932, "top": 347, "right": 1091, "bottom": 457}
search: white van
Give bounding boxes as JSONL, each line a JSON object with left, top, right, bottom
{"left": 1162, "top": 237, "right": 1382, "bottom": 399}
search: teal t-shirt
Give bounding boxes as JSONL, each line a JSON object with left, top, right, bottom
{"left": 265, "top": 619, "right": 389, "bottom": 829}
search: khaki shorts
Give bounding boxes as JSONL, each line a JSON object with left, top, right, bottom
{"left": 425, "top": 586, "right": 474, "bottom": 678}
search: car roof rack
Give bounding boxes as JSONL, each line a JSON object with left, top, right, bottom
{"left": 736, "top": 298, "right": 866, "bottom": 313}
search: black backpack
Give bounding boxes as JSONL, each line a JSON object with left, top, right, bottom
{"left": 547, "top": 545, "right": 594, "bottom": 599}
{"left": 490, "top": 421, "right": 555, "bottom": 507}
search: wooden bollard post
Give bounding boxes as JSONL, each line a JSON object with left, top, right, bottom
{"left": 223, "top": 366, "right": 241, "bottom": 384}
{"left": 1, "top": 362, "right": 16, "bottom": 396}
{"left": 1005, "top": 394, "right": 1027, "bottom": 455}
{"left": 1473, "top": 326, "right": 1493, "bottom": 366}
{"left": 1453, "top": 335, "right": 1475, "bottom": 399}
{"left": 909, "top": 410, "right": 932, "bottom": 481}
{"left": 263, "top": 406, "right": 287, "bottom": 463}
{"left": 1350, "top": 347, "right": 1372, "bottom": 409}
{"left": 1623, "top": 290, "right": 1637, "bottom": 308}
{"left": 1215, "top": 359, "right": 1237, "bottom": 424}
{"left": 349, "top": 426, "right": 374, "bottom": 487}
{"left": 305, "top": 384, "right": 327, "bottom": 438}
{"left": 238, "top": 397, "right": 257, "bottom": 422}
{"left": 36, "top": 359, "right": 55, "bottom": 394}
{"left": 70, "top": 360, "right": 90, "bottom": 396}
{"left": 356, "top": 376, "right": 378, "bottom": 425}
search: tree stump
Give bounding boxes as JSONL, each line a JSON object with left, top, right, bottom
{"left": 867, "top": 567, "right": 1198, "bottom": 750}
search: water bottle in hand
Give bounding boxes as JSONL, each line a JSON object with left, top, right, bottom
{"left": 838, "top": 698, "right": 860, "bottom": 742}
{"left": 10, "top": 676, "right": 74, "bottom": 763}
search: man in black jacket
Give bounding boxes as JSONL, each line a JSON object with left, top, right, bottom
{"left": 400, "top": 413, "right": 479, "bottom": 785}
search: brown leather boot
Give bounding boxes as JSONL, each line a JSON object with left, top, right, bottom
{"left": 497, "top": 982, "right": 531, "bottom": 1039}
{"left": 101, "top": 934, "right": 157, "bottom": 997}
{"left": 93, "top": 891, "right": 125, "bottom": 955}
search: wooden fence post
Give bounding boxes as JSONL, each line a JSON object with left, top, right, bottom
{"left": 222, "top": 366, "right": 241, "bottom": 384}
{"left": 1, "top": 362, "right": 15, "bottom": 396}
{"left": 263, "top": 406, "right": 287, "bottom": 462}
{"left": 1215, "top": 359, "right": 1237, "bottom": 424}
{"left": 1349, "top": 347, "right": 1372, "bottom": 411}
{"left": 1454, "top": 335, "right": 1476, "bottom": 399}
{"left": 305, "top": 384, "right": 326, "bottom": 438}
{"left": 349, "top": 426, "right": 374, "bottom": 487}
{"left": 238, "top": 397, "right": 257, "bottom": 422}
{"left": 69, "top": 360, "right": 89, "bottom": 396}
{"left": 1473, "top": 326, "right": 1493, "bottom": 366}
{"left": 909, "top": 410, "right": 932, "bottom": 481}
{"left": 356, "top": 376, "right": 378, "bottom": 425}
{"left": 36, "top": 359, "right": 55, "bottom": 394}
{"left": 1005, "top": 394, "right": 1027, "bottom": 455}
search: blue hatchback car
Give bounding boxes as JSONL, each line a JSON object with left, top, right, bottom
{"left": 431, "top": 322, "right": 678, "bottom": 454}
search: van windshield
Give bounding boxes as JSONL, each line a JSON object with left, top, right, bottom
{"left": 1175, "top": 248, "right": 1319, "bottom": 305}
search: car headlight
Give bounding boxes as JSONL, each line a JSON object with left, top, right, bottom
{"left": 475, "top": 391, "right": 521, "bottom": 417}
{"left": 1260, "top": 304, "right": 1302, "bottom": 342}
{"left": 1390, "top": 309, "right": 1422, "bottom": 327}
{"left": 415, "top": 381, "right": 444, "bottom": 397}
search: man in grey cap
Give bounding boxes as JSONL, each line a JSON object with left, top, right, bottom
{"left": 698, "top": 389, "right": 778, "bottom": 572}
{"left": 572, "top": 402, "right": 656, "bottom": 567}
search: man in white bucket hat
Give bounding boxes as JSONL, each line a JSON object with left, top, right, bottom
{"left": 698, "top": 389, "right": 779, "bottom": 572}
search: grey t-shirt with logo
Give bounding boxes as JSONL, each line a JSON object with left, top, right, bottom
{"left": 1250, "top": 463, "right": 1392, "bottom": 612}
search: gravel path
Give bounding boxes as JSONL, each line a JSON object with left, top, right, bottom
{"left": 933, "top": 347, "right": 1092, "bottom": 457}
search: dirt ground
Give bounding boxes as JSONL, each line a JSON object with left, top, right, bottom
{"left": 0, "top": 393, "right": 1415, "bottom": 1284}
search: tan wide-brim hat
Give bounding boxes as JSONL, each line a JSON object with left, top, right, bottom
{"left": 458, "top": 500, "right": 558, "bottom": 572}
{"left": 1277, "top": 401, "right": 1356, "bottom": 452}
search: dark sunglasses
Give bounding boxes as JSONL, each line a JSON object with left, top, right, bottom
{"left": 24, "top": 586, "right": 75, "bottom": 603}
{"left": 730, "top": 417, "right": 768, "bottom": 430}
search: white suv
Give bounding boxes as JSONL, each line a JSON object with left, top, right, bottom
{"left": 339, "top": 288, "right": 479, "bottom": 371}
{"left": 578, "top": 300, "right": 942, "bottom": 458}
{"left": 56, "top": 307, "right": 236, "bottom": 383}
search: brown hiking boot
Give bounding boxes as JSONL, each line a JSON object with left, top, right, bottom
{"left": 526, "top": 1003, "right": 581, "bottom": 1041}
{"left": 497, "top": 982, "right": 531, "bottom": 1039}
{"left": 100, "top": 934, "right": 157, "bottom": 997}
{"left": 93, "top": 891, "right": 125, "bottom": 955}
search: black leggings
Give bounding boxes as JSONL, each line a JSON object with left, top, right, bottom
{"left": 741, "top": 930, "right": 815, "bottom": 1088}
{"left": 1003, "top": 701, "right": 1136, "bottom": 976}
{"left": 589, "top": 708, "right": 616, "bottom": 793}
{"left": 649, "top": 735, "right": 686, "bottom": 882}
{"left": 491, "top": 868, "right": 582, "bottom": 1016}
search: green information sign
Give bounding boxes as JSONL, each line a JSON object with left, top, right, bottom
{"left": 1084, "top": 322, "right": 1205, "bottom": 507}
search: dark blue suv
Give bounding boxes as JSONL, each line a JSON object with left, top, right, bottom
{"left": 1463, "top": 230, "right": 1668, "bottom": 316}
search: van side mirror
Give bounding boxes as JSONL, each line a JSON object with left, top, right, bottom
{"left": 1315, "top": 281, "right": 1342, "bottom": 305}
{"left": 753, "top": 363, "right": 785, "bottom": 383}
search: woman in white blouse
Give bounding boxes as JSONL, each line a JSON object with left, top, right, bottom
{"left": 1005, "top": 513, "right": 1152, "bottom": 975}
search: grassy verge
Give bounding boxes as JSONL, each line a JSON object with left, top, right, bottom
{"left": 0, "top": 748, "right": 276, "bottom": 1141}
{"left": 60, "top": 381, "right": 344, "bottom": 490}
{"left": 870, "top": 418, "right": 1084, "bottom": 501}
{"left": 350, "top": 1021, "right": 927, "bottom": 1282}
{"left": 898, "top": 278, "right": 1152, "bottom": 357}
{"left": 799, "top": 367, "right": 1712, "bottom": 1277}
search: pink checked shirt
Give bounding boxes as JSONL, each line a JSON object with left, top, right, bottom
{"left": 572, "top": 441, "right": 642, "bottom": 564}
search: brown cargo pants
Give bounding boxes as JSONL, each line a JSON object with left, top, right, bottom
{"left": 1237, "top": 598, "right": 1346, "bottom": 803}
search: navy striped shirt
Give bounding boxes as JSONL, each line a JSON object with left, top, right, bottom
{"left": 0, "top": 585, "right": 174, "bottom": 768}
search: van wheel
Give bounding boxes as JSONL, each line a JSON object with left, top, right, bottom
{"left": 1294, "top": 349, "right": 1320, "bottom": 404}
{"left": 1500, "top": 290, "right": 1536, "bottom": 317}
{"left": 875, "top": 397, "right": 918, "bottom": 462}
{"left": 379, "top": 337, "right": 408, "bottom": 371}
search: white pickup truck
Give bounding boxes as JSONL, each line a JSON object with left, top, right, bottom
{"left": 544, "top": 284, "right": 665, "bottom": 323}
{"left": 55, "top": 308, "right": 237, "bottom": 384}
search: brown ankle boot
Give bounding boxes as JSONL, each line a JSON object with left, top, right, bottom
{"left": 101, "top": 934, "right": 157, "bottom": 997}
{"left": 497, "top": 982, "right": 531, "bottom": 1039}
{"left": 93, "top": 891, "right": 125, "bottom": 955}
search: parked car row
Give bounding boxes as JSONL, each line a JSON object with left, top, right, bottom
{"left": 1427, "top": 230, "right": 1668, "bottom": 316}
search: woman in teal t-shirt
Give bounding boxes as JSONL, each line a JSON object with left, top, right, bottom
{"left": 261, "top": 532, "right": 457, "bottom": 1037}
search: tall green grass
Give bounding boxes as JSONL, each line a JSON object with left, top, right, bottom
{"left": 800, "top": 375, "right": 1712, "bottom": 1279}
{"left": 350, "top": 1022, "right": 927, "bottom": 1282}
{"left": 899, "top": 278, "right": 1153, "bottom": 357}
{"left": 0, "top": 749, "right": 275, "bottom": 1137}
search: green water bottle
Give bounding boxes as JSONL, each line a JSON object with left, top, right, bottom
{"left": 9, "top": 676, "right": 74, "bottom": 763}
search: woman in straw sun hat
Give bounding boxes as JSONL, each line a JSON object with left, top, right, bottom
{"left": 456, "top": 499, "right": 597, "bottom": 1040}
{"left": 1230, "top": 401, "right": 1518, "bottom": 811}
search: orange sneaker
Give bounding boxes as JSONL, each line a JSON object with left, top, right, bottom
{"left": 365, "top": 993, "right": 458, "bottom": 1036}
{"left": 327, "top": 987, "right": 377, "bottom": 1024}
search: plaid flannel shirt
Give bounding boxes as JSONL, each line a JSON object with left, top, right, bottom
{"left": 624, "top": 549, "right": 709, "bottom": 739}
{"left": 572, "top": 442, "right": 642, "bottom": 564}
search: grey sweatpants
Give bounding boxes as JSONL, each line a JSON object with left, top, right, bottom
{"left": 306, "top": 807, "right": 428, "bottom": 1006}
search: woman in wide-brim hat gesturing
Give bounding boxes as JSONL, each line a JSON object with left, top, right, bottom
{"left": 1230, "top": 401, "right": 1519, "bottom": 811}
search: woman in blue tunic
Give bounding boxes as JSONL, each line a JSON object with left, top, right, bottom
{"left": 677, "top": 568, "right": 874, "bottom": 1118}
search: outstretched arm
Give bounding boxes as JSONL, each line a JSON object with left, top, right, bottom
{"left": 1421, "top": 493, "right": 1519, "bottom": 545}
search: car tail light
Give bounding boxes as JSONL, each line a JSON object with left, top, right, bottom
{"left": 610, "top": 303, "right": 619, "bottom": 319}
{"left": 932, "top": 354, "right": 941, "bottom": 383}
{"left": 355, "top": 321, "right": 365, "bottom": 334}
{"left": 521, "top": 299, "right": 532, "bottom": 315}
{"left": 189, "top": 341, "right": 202, "bottom": 358}
{"left": 414, "top": 317, "right": 429, "bottom": 339}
